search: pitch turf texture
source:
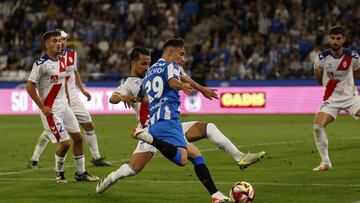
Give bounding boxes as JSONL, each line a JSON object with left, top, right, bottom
{"left": 0, "top": 114, "right": 359, "bottom": 203}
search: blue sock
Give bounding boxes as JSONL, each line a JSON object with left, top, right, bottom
{"left": 193, "top": 155, "right": 206, "bottom": 166}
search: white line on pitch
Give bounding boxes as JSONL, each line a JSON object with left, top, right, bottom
{"left": 1, "top": 136, "right": 359, "bottom": 176}
{"left": 0, "top": 177, "right": 359, "bottom": 188}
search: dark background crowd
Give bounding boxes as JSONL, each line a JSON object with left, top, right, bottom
{"left": 0, "top": 0, "right": 359, "bottom": 83}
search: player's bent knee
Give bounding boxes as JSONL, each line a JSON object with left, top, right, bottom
{"left": 313, "top": 124, "right": 324, "bottom": 134}
{"left": 69, "top": 132, "right": 83, "bottom": 144}
{"left": 82, "top": 122, "right": 94, "bottom": 131}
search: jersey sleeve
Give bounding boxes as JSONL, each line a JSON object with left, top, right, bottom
{"left": 166, "top": 63, "right": 180, "bottom": 81}
{"left": 352, "top": 51, "right": 360, "bottom": 71}
{"left": 114, "top": 83, "right": 130, "bottom": 96}
{"left": 28, "top": 62, "right": 42, "bottom": 83}
{"left": 313, "top": 54, "right": 323, "bottom": 71}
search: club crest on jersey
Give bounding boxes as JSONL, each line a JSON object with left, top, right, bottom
{"left": 342, "top": 61, "right": 347, "bottom": 68}
{"left": 50, "top": 75, "right": 59, "bottom": 83}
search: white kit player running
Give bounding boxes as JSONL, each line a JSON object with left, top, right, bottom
{"left": 26, "top": 30, "right": 99, "bottom": 182}
{"left": 27, "top": 30, "right": 111, "bottom": 168}
{"left": 96, "top": 45, "right": 265, "bottom": 202}
{"left": 313, "top": 25, "right": 360, "bottom": 171}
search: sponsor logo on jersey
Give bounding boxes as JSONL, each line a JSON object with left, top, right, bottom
{"left": 343, "top": 61, "right": 347, "bottom": 68}
{"left": 221, "top": 92, "right": 266, "bottom": 108}
{"left": 50, "top": 75, "right": 59, "bottom": 83}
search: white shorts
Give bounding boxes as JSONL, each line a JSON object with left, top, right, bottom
{"left": 318, "top": 96, "right": 360, "bottom": 119}
{"left": 70, "top": 98, "right": 92, "bottom": 124}
{"left": 132, "top": 121, "right": 198, "bottom": 154}
{"left": 40, "top": 105, "right": 81, "bottom": 143}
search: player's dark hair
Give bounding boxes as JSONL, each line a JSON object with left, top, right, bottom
{"left": 41, "top": 30, "right": 61, "bottom": 43}
{"left": 163, "top": 38, "right": 184, "bottom": 50}
{"left": 129, "top": 46, "right": 151, "bottom": 63}
{"left": 329, "top": 25, "right": 346, "bottom": 36}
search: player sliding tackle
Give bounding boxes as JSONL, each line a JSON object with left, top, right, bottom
{"left": 26, "top": 30, "right": 98, "bottom": 182}
{"left": 312, "top": 25, "right": 360, "bottom": 171}
{"left": 97, "top": 39, "right": 264, "bottom": 202}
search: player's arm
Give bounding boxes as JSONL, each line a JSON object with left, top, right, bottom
{"left": 168, "top": 78, "right": 193, "bottom": 94}
{"left": 313, "top": 55, "right": 323, "bottom": 85}
{"left": 26, "top": 80, "right": 53, "bottom": 117}
{"left": 109, "top": 92, "right": 136, "bottom": 108}
{"left": 179, "top": 74, "right": 218, "bottom": 100}
{"left": 314, "top": 69, "right": 323, "bottom": 85}
{"left": 75, "top": 70, "right": 91, "bottom": 101}
{"left": 353, "top": 68, "right": 360, "bottom": 80}
{"left": 65, "top": 78, "right": 71, "bottom": 106}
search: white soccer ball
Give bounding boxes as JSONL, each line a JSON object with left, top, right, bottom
{"left": 229, "top": 181, "right": 255, "bottom": 203}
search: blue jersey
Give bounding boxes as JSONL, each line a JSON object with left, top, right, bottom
{"left": 142, "top": 58, "right": 181, "bottom": 126}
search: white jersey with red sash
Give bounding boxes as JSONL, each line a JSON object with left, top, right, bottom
{"left": 314, "top": 48, "right": 360, "bottom": 102}
{"left": 28, "top": 54, "right": 80, "bottom": 143}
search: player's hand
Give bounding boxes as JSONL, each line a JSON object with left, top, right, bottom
{"left": 82, "top": 90, "right": 91, "bottom": 101}
{"left": 201, "top": 88, "right": 218, "bottom": 100}
{"left": 122, "top": 95, "right": 136, "bottom": 108}
{"left": 181, "top": 83, "right": 194, "bottom": 95}
{"left": 41, "top": 106, "right": 53, "bottom": 117}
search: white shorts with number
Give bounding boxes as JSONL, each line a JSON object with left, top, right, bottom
{"left": 70, "top": 98, "right": 92, "bottom": 124}
{"left": 132, "top": 121, "right": 198, "bottom": 154}
{"left": 318, "top": 95, "right": 360, "bottom": 119}
{"left": 40, "top": 105, "right": 81, "bottom": 143}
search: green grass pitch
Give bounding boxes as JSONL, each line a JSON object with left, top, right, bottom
{"left": 0, "top": 114, "right": 359, "bottom": 203}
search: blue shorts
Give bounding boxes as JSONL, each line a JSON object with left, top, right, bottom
{"left": 149, "top": 119, "right": 187, "bottom": 148}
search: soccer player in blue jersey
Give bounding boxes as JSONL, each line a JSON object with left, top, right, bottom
{"left": 132, "top": 39, "right": 193, "bottom": 166}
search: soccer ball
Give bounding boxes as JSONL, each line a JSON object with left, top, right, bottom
{"left": 229, "top": 181, "right": 255, "bottom": 203}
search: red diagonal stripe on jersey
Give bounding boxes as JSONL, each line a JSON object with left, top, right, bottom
{"left": 323, "top": 53, "right": 353, "bottom": 101}
{"left": 336, "top": 54, "right": 352, "bottom": 71}
{"left": 139, "top": 102, "right": 149, "bottom": 126}
{"left": 46, "top": 116, "right": 61, "bottom": 142}
{"left": 66, "top": 51, "right": 75, "bottom": 66}
{"left": 43, "top": 83, "right": 62, "bottom": 108}
{"left": 59, "top": 57, "right": 66, "bottom": 72}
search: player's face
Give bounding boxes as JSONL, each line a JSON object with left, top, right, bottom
{"left": 46, "top": 36, "right": 62, "bottom": 54}
{"left": 172, "top": 47, "right": 186, "bottom": 66}
{"left": 329, "top": 34, "right": 345, "bottom": 51}
{"left": 133, "top": 54, "right": 151, "bottom": 78}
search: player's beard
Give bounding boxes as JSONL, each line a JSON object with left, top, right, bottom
{"left": 330, "top": 44, "right": 341, "bottom": 52}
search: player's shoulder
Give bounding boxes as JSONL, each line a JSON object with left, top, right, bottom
{"left": 123, "top": 76, "right": 143, "bottom": 87}
{"left": 318, "top": 49, "right": 331, "bottom": 61}
{"left": 343, "top": 48, "right": 359, "bottom": 59}
{"left": 64, "top": 48, "right": 76, "bottom": 54}
{"left": 35, "top": 54, "right": 53, "bottom": 66}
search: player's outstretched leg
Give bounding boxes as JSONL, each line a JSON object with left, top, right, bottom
{"left": 28, "top": 131, "right": 50, "bottom": 169}
{"left": 186, "top": 122, "right": 265, "bottom": 170}
{"left": 187, "top": 144, "right": 230, "bottom": 203}
{"left": 81, "top": 122, "right": 112, "bottom": 166}
{"left": 313, "top": 124, "right": 332, "bottom": 171}
{"left": 69, "top": 132, "right": 99, "bottom": 181}
{"left": 131, "top": 128, "right": 187, "bottom": 166}
{"left": 97, "top": 142, "right": 155, "bottom": 193}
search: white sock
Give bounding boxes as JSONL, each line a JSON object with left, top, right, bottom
{"left": 313, "top": 124, "right": 331, "bottom": 163}
{"left": 84, "top": 130, "right": 101, "bottom": 159}
{"left": 206, "top": 123, "right": 244, "bottom": 162}
{"left": 110, "top": 164, "right": 136, "bottom": 182}
{"left": 55, "top": 154, "right": 66, "bottom": 172}
{"left": 31, "top": 131, "right": 50, "bottom": 161}
{"left": 74, "top": 155, "right": 85, "bottom": 175}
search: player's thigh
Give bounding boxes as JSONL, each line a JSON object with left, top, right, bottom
{"left": 71, "top": 99, "right": 92, "bottom": 124}
{"left": 63, "top": 106, "right": 81, "bottom": 133}
{"left": 187, "top": 143, "right": 201, "bottom": 159}
{"left": 128, "top": 152, "right": 155, "bottom": 173}
{"left": 183, "top": 121, "right": 207, "bottom": 142}
{"left": 344, "top": 96, "right": 360, "bottom": 119}
{"left": 314, "top": 112, "right": 334, "bottom": 127}
{"left": 40, "top": 113, "right": 70, "bottom": 143}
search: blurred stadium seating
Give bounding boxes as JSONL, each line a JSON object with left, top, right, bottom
{"left": 0, "top": 0, "right": 359, "bottom": 82}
